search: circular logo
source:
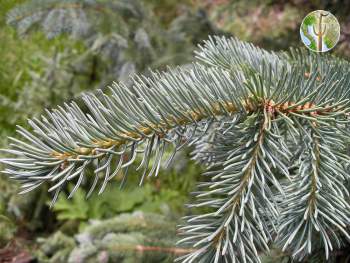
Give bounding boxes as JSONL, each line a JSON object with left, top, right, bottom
{"left": 300, "top": 10, "right": 340, "bottom": 52}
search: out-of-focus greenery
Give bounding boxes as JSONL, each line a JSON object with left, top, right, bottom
{"left": 201, "top": 0, "right": 350, "bottom": 57}
{"left": 0, "top": 0, "right": 84, "bottom": 142}
{"left": 36, "top": 212, "right": 181, "bottom": 263}
{"left": 1, "top": 0, "right": 350, "bottom": 262}
{"left": 200, "top": 1, "right": 302, "bottom": 51}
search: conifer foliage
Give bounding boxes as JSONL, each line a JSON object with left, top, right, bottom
{"left": 2, "top": 36, "right": 350, "bottom": 262}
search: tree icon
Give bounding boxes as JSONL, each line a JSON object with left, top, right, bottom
{"left": 313, "top": 11, "right": 329, "bottom": 52}
{"left": 300, "top": 10, "right": 340, "bottom": 52}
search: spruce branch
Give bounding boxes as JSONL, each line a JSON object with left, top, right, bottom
{"left": 177, "top": 109, "right": 291, "bottom": 263}
{"left": 277, "top": 118, "right": 350, "bottom": 260}
{"left": 2, "top": 36, "right": 350, "bottom": 262}
{"left": 1, "top": 64, "right": 251, "bottom": 207}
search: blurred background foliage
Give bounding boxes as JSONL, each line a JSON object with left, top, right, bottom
{"left": 1, "top": 0, "right": 350, "bottom": 262}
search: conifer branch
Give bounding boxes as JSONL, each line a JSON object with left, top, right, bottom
{"left": 277, "top": 117, "right": 350, "bottom": 260}
{"left": 2, "top": 36, "right": 350, "bottom": 262}
{"left": 177, "top": 109, "right": 290, "bottom": 263}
